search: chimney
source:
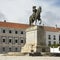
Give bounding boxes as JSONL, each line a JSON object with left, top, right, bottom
{"left": 55, "top": 24, "right": 57, "bottom": 28}
{"left": 4, "top": 20, "right": 6, "bottom": 22}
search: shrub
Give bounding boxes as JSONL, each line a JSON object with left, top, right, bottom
{"left": 49, "top": 44, "right": 60, "bottom": 48}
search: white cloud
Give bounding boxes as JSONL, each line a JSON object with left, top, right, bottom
{"left": 0, "top": 0, "right": 35, "bottom": 23}
{"left": 0, "top": 12, "right": 7, "bottom": 20}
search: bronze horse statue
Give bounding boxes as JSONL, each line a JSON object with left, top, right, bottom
{"left": 29, "top": 6, "right": 42, "bottom": 26}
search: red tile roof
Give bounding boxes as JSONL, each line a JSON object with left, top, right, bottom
{"left": 0, "top": 21, "right": 60, "bottom": 32}
{"left": 0, "top": 21, "right": 30, "bottom": 29}
{"left": 43, "top": 26, "right": 60, "bottom": 32}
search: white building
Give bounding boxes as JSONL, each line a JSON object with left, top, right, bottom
{"left": 0, "top": 21, "right": 60, "bottom": 53}
{"left": 45, "top": 26, "right": 60, "bottom": 46}
{"left": 0, "top": 21, "right": 29, "bottom": 53}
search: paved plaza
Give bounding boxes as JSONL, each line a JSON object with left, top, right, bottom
{"left": 0, "top": 56, "right": 60, "bottom": 60}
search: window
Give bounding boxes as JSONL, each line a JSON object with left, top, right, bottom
{"left": 15, "top": 40, "right": 18, "bottom": 43}
{"left": 9, "top": 39, "right": 11, "bottom": 43}
{"left": 59, "top": 41, "right": 60, "bottom": 44}
{"left": 9, "top": 30, "right": 12, "bottom": 33}
{"left": 59, "top": 35, "right": 60, "bottom": 41}
{"left": 21, "top": 40, "right": 23, "bottom": 43}
{"left": 53, "top": 35, "right": 56, "bottom": 40}
{"left": 3, "top": 47, "right": 5, "bottom": 51}
{"left": 15, "top": 48, "right": 18, "bottom": 52}
{"left": 48, "top": 35, "right": 51, "bottom": 39}
{"left": 3, "top": 39, "right": 5, "bottom": 42}
{"left": 48, "top": 41, "right": 51, "bottom": 45}
{"left": 3, "top": 30, "right": 5, "bottom": 33}
{"left": 9, "top": 48, "right": 11, "bottom": 52}
{"left": 21, "top": 31, "right": 23, "bottom": 34}
{"left": 53, "top": 41, "right": 56, "bottom": 44}
{"left": 15, "top": 31, "right": 18, "bottom": 34}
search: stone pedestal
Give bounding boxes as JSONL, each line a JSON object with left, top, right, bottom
{"left": 21, "top": 26, "right": 47, "bottom": 53}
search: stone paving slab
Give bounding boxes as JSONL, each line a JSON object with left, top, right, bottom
{"left": 0, "top": 56, "right": 60, "bottom": 60}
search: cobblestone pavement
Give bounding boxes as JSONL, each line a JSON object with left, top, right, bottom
{"left": 0, "top": 56, "right": 60, "bottom": 60}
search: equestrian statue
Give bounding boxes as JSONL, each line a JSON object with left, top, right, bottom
{"left": 29, "top": 6, "right": 42, "bottom": 26}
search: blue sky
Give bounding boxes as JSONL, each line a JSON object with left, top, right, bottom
{"left": 0, "top": 0, "right": 60, "bottom": 27}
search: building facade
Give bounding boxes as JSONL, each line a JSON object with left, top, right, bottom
{"left": 0, "top": 21, "right": 29, "bottom": 53}
{"left": 0, "top": 21, "right": 60, "bottom": 53}
{"left": 45, "top": 27, "right": 60, "bottom": 46}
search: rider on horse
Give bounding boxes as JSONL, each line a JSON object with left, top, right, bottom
{"left": 29, "top": 6, "right": 42, "bottom": 26}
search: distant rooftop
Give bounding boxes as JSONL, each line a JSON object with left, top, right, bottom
{"left": 0, "top": 21, "right": 60, "bottom": 32}
{"left": 0, "top": 21, "right": 30, "bottom": 29}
